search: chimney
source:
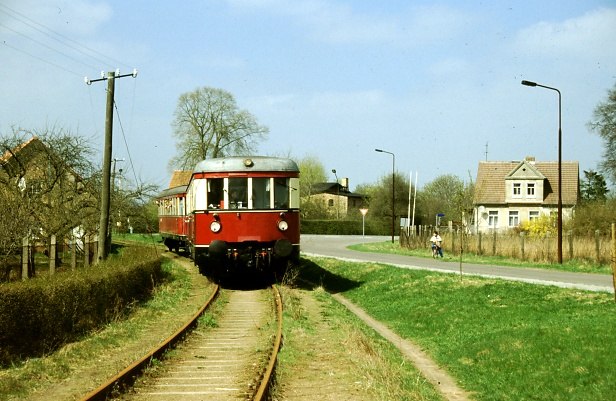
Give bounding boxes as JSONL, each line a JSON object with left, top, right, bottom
{"left": 525, "top": 156, "right": 535, "bottom": 164}
{"left": 341, "top": 177, "right": 349, "bottom": 191}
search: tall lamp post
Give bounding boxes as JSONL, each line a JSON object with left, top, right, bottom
{"left": 375, "top": 148, "right": 395, "bottom": 243}
{"left": 521, "top": 79, "right": 562, "bottom": 264}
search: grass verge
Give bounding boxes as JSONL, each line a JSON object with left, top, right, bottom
{"left": 300, "top": 256, "right": 616, "bottom": 401}
{"left": 277, "top": 283, "right": 444, "bottom": 400}
{"left": 349, "top": 241, "right": 612, "bottom": 274}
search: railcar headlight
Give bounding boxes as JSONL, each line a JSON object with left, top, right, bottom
{"left": 210, "top": 220, "right": 222, "bottom": 233}
{"left": 277, "top": 220, "right": 289, "bottom": 231}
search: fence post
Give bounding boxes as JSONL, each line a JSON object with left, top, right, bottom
{"left": 84, "top": 234, "right": 90, "bottom": 268}
{"left": 22, "top": 237, "right": 29, "bottom": 280}
{"left": 71, "top": 234, "right": 77, "bottom": 270}
{"left": 568, "top": 230, "right": 573, "bottom": 261}
{"left": 611, "top": 223, "right": 615, "bottom": 303}
{"left": 478, "top": 232, "right": 482, "bottom": 255}
{"left": 49, "top": 235, "right": 56, "bottom": 275}
{"left": 595, "top": 229, "right": 601, "bottom": 265}
{"left": 492, "top": 230, "right": 497, "bottom": 256}
{"left": 520, "top": 232, "right": 525, "bottom": 260}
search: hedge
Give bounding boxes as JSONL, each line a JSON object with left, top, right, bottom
{"left": 0, "top": 246, "right": 166, "bottom": 366}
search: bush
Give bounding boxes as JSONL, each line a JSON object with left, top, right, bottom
{"left": 0, "top": 246, "right": 166, "bottom": 366}
{"left": 301, "top": 219, "right": 390, "bottom": 235}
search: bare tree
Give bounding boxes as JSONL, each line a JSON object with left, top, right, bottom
{"left": 588, "top": 82, "right": 616, "bottom": 186}
{"left": 0, "top": 126, "right": 99, "bottom": 278}
{"left": 169, "top": 87, "right": 268, "bottom": 170}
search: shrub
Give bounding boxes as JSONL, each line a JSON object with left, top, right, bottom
{"left": 0, "top": 246, "right": 165, "bottom": 366}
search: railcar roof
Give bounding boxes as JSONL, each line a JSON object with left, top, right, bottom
{"left": 194, "top": 156, "right": 299, "bottom": 173}
{"left": 157, "top": 185, "right": 188, "bottom": 198}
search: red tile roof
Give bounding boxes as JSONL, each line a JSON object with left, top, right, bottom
{"left": 474, "top": 160, "right": 579, "bottom": 206}
{"left": 168, "top": 170, "right": 192, "bottom": 188}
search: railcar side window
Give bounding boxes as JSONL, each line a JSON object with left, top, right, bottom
{"left": 274, "top": 178, "right": 289, "bottom": 208}
{"left": 207, "top": 179, "right": 224, "bottom": 209}
{"left": 252, "top": 177, "right": 270, "bottom": 209}
{"left": 228, "top": 178, "right": 248, "bottom": 209}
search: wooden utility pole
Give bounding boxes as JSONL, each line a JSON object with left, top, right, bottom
{"left": 85, "top": 69, "right": 137, "bottom": 262}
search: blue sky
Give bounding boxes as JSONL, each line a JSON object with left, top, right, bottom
{"left": 2, "top": 0, "right": 615, "bottom": 191}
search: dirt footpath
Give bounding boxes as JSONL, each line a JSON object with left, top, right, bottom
{"left": 332, "top": 293, "right": 473, "bottom": 401}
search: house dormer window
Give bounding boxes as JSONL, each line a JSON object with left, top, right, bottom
{"left": 513, "top": 182, "right": 521, "bottom": 197}
{"left": 527, "top": 183, "right": 535, "bottom": 198}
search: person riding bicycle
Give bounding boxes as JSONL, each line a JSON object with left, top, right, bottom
{"left": 430, "top": 231, "right": 443, "bottom": 258}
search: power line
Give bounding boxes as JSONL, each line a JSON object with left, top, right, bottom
{"left": 1, "top": 22, "right": 99, "bottom": 72}
{"left": 1, "top": 39, "right": 83, "bottom": 77}
{"left": 0, "top": 3, "right": 132, "bottom": 72}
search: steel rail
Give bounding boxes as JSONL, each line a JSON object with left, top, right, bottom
{"left": 254, "top": 284, "right": 284, "bottom": 401}
{"left": 79, "top": 283, "right": 220, "bottom": 401}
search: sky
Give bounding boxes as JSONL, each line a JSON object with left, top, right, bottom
{"left": 2, "top": 0, "right": 616, "bottom": 192}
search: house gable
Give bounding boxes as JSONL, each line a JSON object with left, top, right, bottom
{"left": 504, "top": 160, "right": 546, "bottom": 204}
{"left": 473, "top": 157, "right": 579, "bottom": 233}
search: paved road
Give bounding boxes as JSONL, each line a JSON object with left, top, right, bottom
{"left": 300, "top": 234, "right": 614, "bottom": 293}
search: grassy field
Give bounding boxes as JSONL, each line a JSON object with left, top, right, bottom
{"left": 349, "top": 240, "right": 613, "bottom": 275}
{"left": 299, "top": 256, "right": 616, "bottom": 401}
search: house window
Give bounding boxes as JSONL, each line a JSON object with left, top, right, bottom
{"left": 509, "top": 211, "right": 519, "bottom": 227}
{"left": 513, "top": 183, "right": 521, "bottom": 197}
{"left": 488, "top": 211, "right": 498, "bottom": 228}
{"left": 328, "top": 199, "right": 334, "bottom": 207}
{"left": 527, "top": 183, "right": 535, "bottom": 198}
{"left": 529, "top": 211, "right": 539, "bottom": 221}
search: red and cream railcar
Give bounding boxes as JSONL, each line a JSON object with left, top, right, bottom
{"left": 185, "top": 156, "right": 300, "bottom": 279}
{"left": 157, "top": 184, "right": 189, "bottom": 252}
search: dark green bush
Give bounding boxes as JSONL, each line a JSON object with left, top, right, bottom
{"left": 0, "top": 246, "right": 165, "bottom": 366}
{"left": 301, "top": 219, "right": 390, "bottom": 235}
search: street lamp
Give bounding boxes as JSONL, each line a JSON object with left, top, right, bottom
{"left": 521, "top": 79, "right": 562, "bottom": 264}
{"left": 375, "top": 148, "right": 395, "bottom": 243}
{"left": 360, "top": 208, "right": 368, "bottom": 237}
{"left": 332, "top": 168, "right": 339, "bottom": 219}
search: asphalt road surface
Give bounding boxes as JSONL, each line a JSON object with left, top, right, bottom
{"left": 300, "top": 234, "right": 614, "bottom": 293}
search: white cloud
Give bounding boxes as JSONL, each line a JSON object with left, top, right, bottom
{"left": 225, "top": 0, "right": 473, "bottom": 47}
{"left": 514, "top": 7, "right": 616, "bottom": 59}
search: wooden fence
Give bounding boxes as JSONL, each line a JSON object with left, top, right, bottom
{"left": 400, "top": 225, "right": 614, "bottom": 265}
{"left": 1, "top": 234, "right": 99, "bottom": 282}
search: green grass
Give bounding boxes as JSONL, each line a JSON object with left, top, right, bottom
{"left": 114, "top": 232, "right": 162, "bottom": 247}
{"left": 277, "top": 285, "right": 444, "bottom": 400}
{"left": 349, "top": 241, "right": 613, "bottom": 274}
{"left": 300, "top": 256, "right": 616, "bottom": 401}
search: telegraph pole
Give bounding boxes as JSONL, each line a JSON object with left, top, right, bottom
{"left": 85, "top": 69, "right": 137, "bottom": 262}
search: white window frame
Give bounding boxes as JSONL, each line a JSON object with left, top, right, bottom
{"left": 527, "top": 183, "right": 536, "bottom": 198}
{"left": 488, "top": 211, "right": 498, "bottom": 228}
{"left": 529, "top": 210, "right": 539, "bottom": 221}
{"left": 512, "top": 182, "right": 522, "bottom": 197}
{"left": 508, "top": 210, "right": 519, "bottom": 227}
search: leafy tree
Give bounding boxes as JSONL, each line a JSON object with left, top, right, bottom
{"left": 571, "top": 198, "right": 616, "bottom": 235}
{"left": 169, "top": 87, "right": 268, "bottom": 170}
{"left": 295, "top": 155, "right": 328, "bottom": 219}
{"left": 588, "top": 82, "right": 616, "bottom": 185}
{"left": 580, "top": 169, "right": 608, "bottom": 202}
{"left": 416, "top": 174, "right": 473, "bottom": 227}
{"left": 360, "top": 172, "right": 410, "bottom": 225}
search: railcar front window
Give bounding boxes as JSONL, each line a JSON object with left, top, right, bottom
{"left": 228, "top": 178, "right": 248, "bottom": 209}
{"left": 207, "top": 179, "right": 224, "bottom": 209}
{"left": 274, "top": 178, "right": 289, "bottom": 208}
{"left": 252, "top": 177, "right": 270, "bottom": 209}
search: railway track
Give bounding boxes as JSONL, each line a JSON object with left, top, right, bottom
{"left": 80, "top": 283, "right": 283, "bottom": 401}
